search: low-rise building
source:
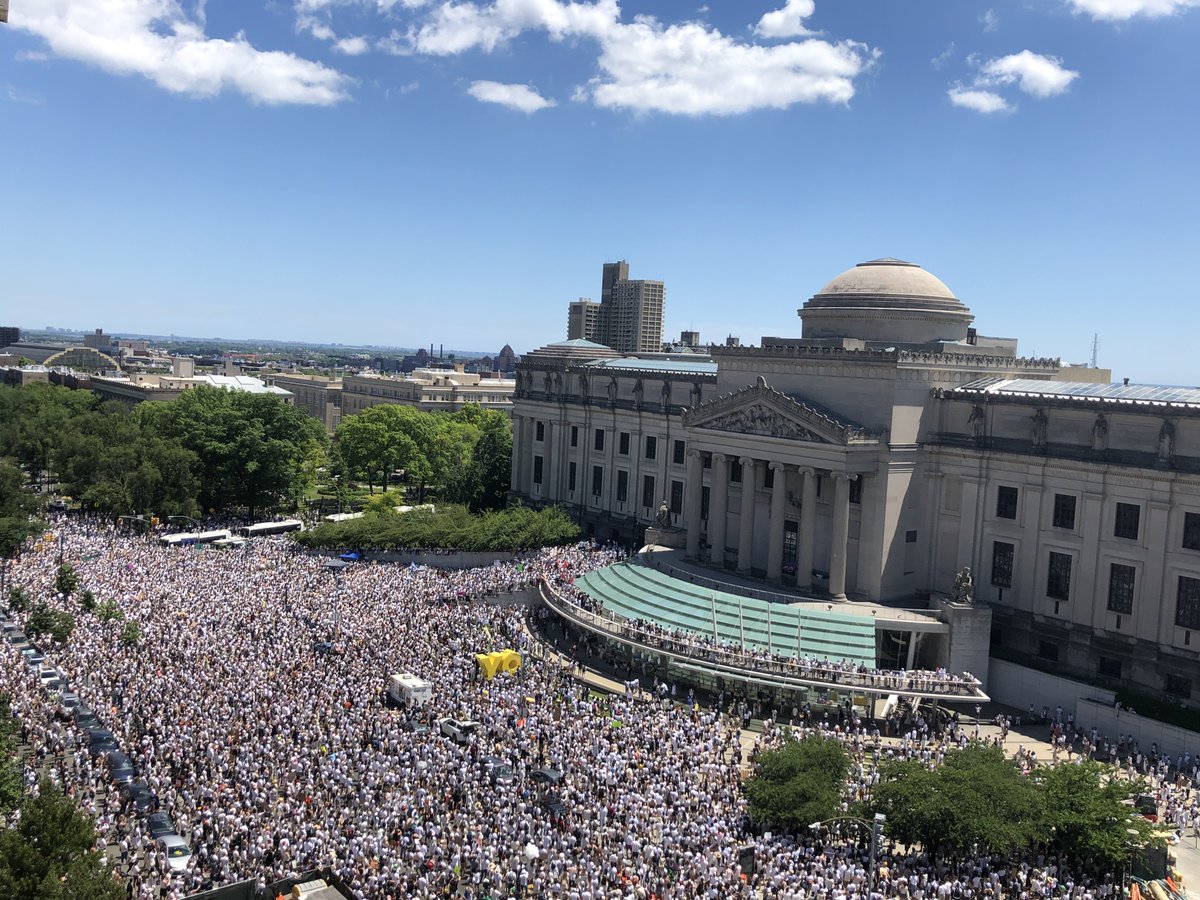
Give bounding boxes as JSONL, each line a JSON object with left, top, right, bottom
{"left": 340, "top": 365, "right": 514, "bottom": 417}
{"left": 265, "top": 372, "right": 343, "bottom": 433}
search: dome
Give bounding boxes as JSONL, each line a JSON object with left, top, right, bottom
{"left": 816, "top": 258, "right": 957, "bottom": 301}
{"left": 800, "top": 258, "right": 974, "bottom": 345}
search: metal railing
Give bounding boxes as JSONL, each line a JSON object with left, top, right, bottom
{"left": 539, "top": 578, "right": 986, "bottom": 699}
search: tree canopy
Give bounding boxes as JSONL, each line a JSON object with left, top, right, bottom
{"left": 744, "top": 735, "right": 850, "bottom": 831}
{"left": 294, "top": 503, "right": 578, "bottom": 552}
{"left": 333, "top": 404, "right": 512, "bottom": 510}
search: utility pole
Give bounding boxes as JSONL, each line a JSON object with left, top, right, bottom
{"left": 1092, "top": 333, "right": 1099, "bottom": 369}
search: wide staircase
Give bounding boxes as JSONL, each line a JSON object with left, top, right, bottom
{"left": 574, "top": 555, "right": 875, "bottom": 666}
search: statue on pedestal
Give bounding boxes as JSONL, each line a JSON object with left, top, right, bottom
{"left": 953, "top": 567, "right": 975, "bottom": 605}
{"left": 656, "top": 500, "right": 671, "bottom": 528}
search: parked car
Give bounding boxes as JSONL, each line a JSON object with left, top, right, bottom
{"left": 73, "top": 704, "right": 100, "bottom": 731}
{"left": 482, "top": 755, "right": 514, "bottom": 785}
{"left": 57, "top": 691, "right": 82, "bottom": 720}
{"left": 158, "top": 834, "right": 192, "bottom": 872}
{"left": 21, "top": 648, "right": 45, "bottom": 668}
{"left": 106, "top": 750, "right": 135, "bottom": 786}
{"left": 86, "top": 727, "right": 117, "bottom": 757}
{"left": 145, "top": 812, "right": 177, "bottom": 840}
{"left": 38, "top": 666, "right": 64, "bottom": 692}
{"left": 438, "top": 718, "right": 480, "bottom": 744}
{"left": 119, "top": 780, "right": 155, "bottom": 813}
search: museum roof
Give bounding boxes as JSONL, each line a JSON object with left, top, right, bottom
{"left": 585, "top": 357, "right": 718, "bottom": 375}
{"left": 953, "top": 377, "right": 1200, "bottom": 409}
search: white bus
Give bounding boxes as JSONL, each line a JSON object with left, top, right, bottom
{"left": 239, "top": 519, "right": 304, "bottom": 537}
{"left": 159, "top": 529, "right": 232, "bottom": 547}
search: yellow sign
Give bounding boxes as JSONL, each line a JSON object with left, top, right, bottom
{"left": 475, "top": 650, "right": 522, "bottom": 680}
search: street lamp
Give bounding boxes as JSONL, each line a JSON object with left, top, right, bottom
{"left": 167, "top": 515, "right": 202, "bottom": 531}
{"left": 810, "top": 813, "right": 886, "bottom": 894}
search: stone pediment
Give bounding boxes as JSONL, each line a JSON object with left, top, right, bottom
{"left": 683, "top": 380, "right": 881, "bottom": 445}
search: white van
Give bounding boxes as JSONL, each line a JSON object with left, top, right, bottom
{"left": 385, "top": 673, "right": 431, "bottom": 709}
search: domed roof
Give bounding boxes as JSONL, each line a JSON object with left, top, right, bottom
{"left": 524, "top": 339, "right": 622, "bottom": 362}
{"left": 800, "top": 258, "right": 974, "bottom": 345}
{"left": 816, "top": 258, "right": 957, "bottom": 301}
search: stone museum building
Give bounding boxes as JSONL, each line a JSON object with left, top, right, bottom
{"left": 511, "top": 257, "right": 1200, "bottom": 698}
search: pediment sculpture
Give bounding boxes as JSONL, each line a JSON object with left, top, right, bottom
{"left": 703, "top": 404, "right": 826, "bottom": 442}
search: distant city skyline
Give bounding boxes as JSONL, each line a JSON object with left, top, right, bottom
{"left": 3, "top": 1, "right": 1198, "bottom": 384}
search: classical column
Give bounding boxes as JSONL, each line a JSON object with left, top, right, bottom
{"left": 543, "top": 421, "right": 556, "bottom": 501}
{"left": 766, "top": 461, "right": 788, "bottom": 583}
{"left": 829, "top": 472, "right": 856, "bottom": 601}
{"left": 708, "top": 454, "right": 729, "bottom": 567}
{"left": 685, "top": 449, "right": 704, "bottom": 559}
{"left": 797, "top": 467, "right": 817, "bottom": 591}
{"left": 509, "top": 415, "right": 524, "bottom": 494}
{"left": 737, "top": 457, "right": 757, "bottom": 574}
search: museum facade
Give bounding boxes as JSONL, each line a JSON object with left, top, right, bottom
{"left": 510, "top": 259, "right": 1200, "bottom": 699}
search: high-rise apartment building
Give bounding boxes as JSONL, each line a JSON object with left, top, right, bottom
{"left": 565, "top": 261, "right": 665, "bottom": 354}
{"left": 567, "top": 299, "right": 601, "bottom": 342}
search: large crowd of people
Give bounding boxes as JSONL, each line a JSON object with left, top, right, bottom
{"left": 0, "top": 520, "right": 1195, "bottom": 900}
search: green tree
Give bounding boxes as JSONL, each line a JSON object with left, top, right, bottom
{"left": 79, "top": 589, "right": 96, "bottom": 613}
{"left": 7, "top": 586, "right": 32, "bottom": 613}
{"left": 442, "top": 411, "right": 512, "bottom": 511}
{"left": 138, "top": 386, "right": 324, "bottom": 517}
{"left": 871, "top": 744, "right": 1044, "bottom": 857}
{"left": 55, "top": 563, "right": 78, "bottom": 599}
{"left": 26, "top": 605, "right": 74, "bottom": 644}
{"left": 95, "top": 602, "right": 123, "bottom": 623}
{"left": 0, "top": 778, "right": 124, "bottom": 900}
{"left": 0, "top": 698, "right": 24, "bottom": 815}
{"left": 744, "top": 735, "right": 850, "bottom": 830}
{"left": 1038, "top": 760, "right": 1156, "bottom": 872}
{"left": 0, "top": 459, "right": 45, "bottom": 596}
{"left": 119, "top": 620, "right": 140, "bottom": 647}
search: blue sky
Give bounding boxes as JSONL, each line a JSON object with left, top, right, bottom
{"left": 2, "top": 0, "right": 1198, "bottom": 383}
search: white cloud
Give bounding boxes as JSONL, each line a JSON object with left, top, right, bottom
{"left": 1066, "top": 0, "right": 1200, "bottom": 20}
{"left": 931, "top": 41, "right": 954, "bottom": 69}
{"left": 980, "top": 50, "right": 1077, "bottom": 98}
{"left": 334, "top": 35, "right": 371, "bottom": 54}
{"left": 403, "top": 0, "right": 620, "bottom": 55}
{"left": 587, "top": 19, "right": 874, "bottom": 115}
{"left": 947, "top": 86, "right": 1009, "bottom": 113}
{"left": 980, "top": 8, "right": 999, "bottom": 31}
{"left": 467, "top": 79, "right": 556, "bottom": 111}
{"left": 13, "top": 0, "right": 352, "bottom": 105}
{"left": 753, "top": 0, "right": 816, "bottom": 39}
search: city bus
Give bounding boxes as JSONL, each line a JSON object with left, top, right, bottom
{"left": 239, "top": 519, "right": 304, "bottom": 538}
{"left": 159, "top": 529, "right": 233, "bottom": 547}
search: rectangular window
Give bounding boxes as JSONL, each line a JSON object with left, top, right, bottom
{"left": 644, "top": 436, "right": 657, "bottom": 460}
{"left": 618, "top": 432, "right": 630, "bottom": 456}
{"left": 532, "top": 455, "right": 543, "bottom": 486}
{"left": 673, "top": 440, "right": 686, "bottom": 466}
{"left": 616, "top": 470, "right": 628, "bottom": 503}
{"left": 1098, "top": 657, "right": 1122, "bottom": 680}
{"left": 535, "top": 421, "right": 545, "bottom": 442}
{"left": 730, "top": 461, "right": 742, "bottom": 483}
{"left": 593, "top": 429, "right": 605, "bottom": 452}
{"left": 568, "top": 461, "right": 576, "bottom": 493}
{"left": 701, "top": 486, "right": 710, "bottom": 521}
{"left": 991, "top": 541, "right": 1015, "bottom": 588}
{"left": 764, "top": 466, "right": 774, "bottom": 489}
{"left": 641, "top": 474, "right": 655, "bottom": 509}
{"left": 670, "top": 480, "right": 684, "bottom": 515}
{"left": 1175, "top": 575, "right": 1200, "bottom": 630}
{"left": 903, "top": 530, "right": 918, "bottom": 576}
{"left": 1185, "top": 512, "right": 1200, "bottom": 551}
{"left": 1107, "top": 563, "right": 1136, "bottom": 614}
{"left": 849, "top": 478, "right": 862, "bottom": 505}
{"left": 1052, "top": 494, "right": 1076, "bottom": 530}
{"left": 1166, "top": 674, "right": 1193, "bottom": 698}
{"left": 591, "top": 465, "right": 603, "bottom": 497}
{"left": 996, "top": 486, "right": 1018, "bottom": 520}
{"left": 1114, "top": 502, "right": 1141, "bottom": 540}
{"left": 570, "top": 426, "right": 578, "bottom": 448}
{"left": 1038, "top": 641, "right": 1059, "bottom": 662}
{"left": 1047, "top": 551, "right": 1072, "bottom": 601}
